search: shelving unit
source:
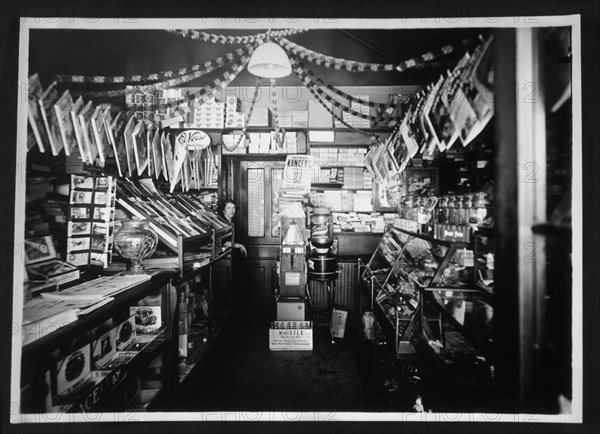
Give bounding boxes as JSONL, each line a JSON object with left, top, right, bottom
{"left": 20, "top": 271, "right": 177, "bottom": 413}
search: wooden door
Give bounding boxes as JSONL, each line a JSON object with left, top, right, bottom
{"left": 232, "top": 159, "right": 285, "bottom": 320}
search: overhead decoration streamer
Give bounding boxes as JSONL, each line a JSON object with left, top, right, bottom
{"left": 277, "top": 35, "right": 474, "bottom": 73}
{"left": 288, "top": 54, "right": 410, "bottom": 126}
{"left": 68, "top": 45, "right": 256, "bottom": 99}
{"left": 165, "top": 28, "right": 307, "bottom": 44}
{"left": 290, "top": 57, "right": 406, "bottom": 130}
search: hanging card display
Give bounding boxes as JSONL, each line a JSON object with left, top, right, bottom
{"left": 78, "top": 100, "right": 98, "bottom": 164}
{"left": 38, "top": 81, "right": 64, "bottom": 156}
{"left": 53, "top": 90, "right": 79, "bottom": 157}
{"left": 26, "top": 74, "right": 50, "bottom": 153}
{"left": 70, "top": 96, "right": 87, "bottom": 161}
{"left": 122, "top": 115, "right": 137, "bottom": 177}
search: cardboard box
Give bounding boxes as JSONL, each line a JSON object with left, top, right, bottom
{"left": 269, "top": 321, "right": 313, "bottom": 351}
{"left": 248, "top": 107, "right": 270, "bottom": 127}
{"left": 276, "top": 298, "right": 306, "bottom": 321}
{"left": 56, "top": 345, "right": 91, "bottom": 396}
{"left": 292, "top": 111, "right": 309, "bottom": 128}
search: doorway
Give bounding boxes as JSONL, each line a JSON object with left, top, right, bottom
{"left": 223, "top": 158, "right": 286, "bottom": 320}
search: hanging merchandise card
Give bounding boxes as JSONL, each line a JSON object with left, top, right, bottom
{"left": 422, "top": 79, "right": 445, "bottom": 153}
{"left": 132, "top": 120, "right": 148, "bottom": 175}
{"left": 38, "top": 81, "right": 64, "bottom": 156}
{"left": 146, "top": 124, "right": 154, "bottom": 178}
{"left": 90, "top": 105, "right": 107, "bottom": 163}
{"left": 170, "top": 130, "right": 188, "bottom": 193}
{"left": 160, "top": 131, "right": 169, "bottom": 181}
{"left": 78, "top": 100, "right": 98, "bottom": 164}
{"left": 102, "top": 107, "right": 114, "bottom": 159}
{"left": 122, "top": 115, "right": 137, "bottom": 177}
{"left": 399, "top": 106, "right": 419, "bottom": 160}
{"left": 152, "top": 127, "right": 162, "bottom": 180}
{"left": 113, "top": 112, "right": 129, "bottom": 177}
{"left": 70, "top": 96, "right": 87, "bottom": 162}
{"left": 26, "top": 74, "right": 49, "bottom": 153}
{"left": 442, "top": 53, "right": 471, "bottom": 149}
{"left": 53, "top": 90, "right": 78, "bottom": 157}
{"left": 106, "top": 111, "right": 124, "bottom": 177}
{"left": 428, "top": 73, "right": 454, "bottom": 150}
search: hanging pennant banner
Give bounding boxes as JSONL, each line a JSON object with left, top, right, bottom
{"left": 175, "top": 129, "right": 212, "bottom": 151}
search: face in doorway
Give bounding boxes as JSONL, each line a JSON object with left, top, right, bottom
{"left": 223, "top": 202, "right": 236, "bottom": 222}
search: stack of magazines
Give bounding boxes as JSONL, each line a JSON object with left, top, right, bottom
{"left": 116, "top": 178, "right": 230, "bottom": 251}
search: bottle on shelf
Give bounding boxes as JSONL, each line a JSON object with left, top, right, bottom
{"left": 446, "top": 195, "right": 458, "bottom": 225}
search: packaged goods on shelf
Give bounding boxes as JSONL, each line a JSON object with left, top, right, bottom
{"left": 248, "top": 107, "right": 270, "bottom": 127}
{"left": 292, "top": 111, "right": 308, "bottom": 128}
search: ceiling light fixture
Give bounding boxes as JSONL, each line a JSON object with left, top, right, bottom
{"left": 247, "top": 35, "right": 292, "bottom": 79}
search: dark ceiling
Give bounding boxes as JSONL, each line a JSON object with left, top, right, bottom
{"left": 28, "top": 27, "right": 489, "bottom": 92}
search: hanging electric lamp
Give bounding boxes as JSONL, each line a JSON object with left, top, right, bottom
{"left": 247, "top": 32, "right": 292, "bottom": 78}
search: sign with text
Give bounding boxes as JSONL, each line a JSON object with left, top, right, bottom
{"left": 282, "top": 155, "right": 319, "bottom": 193}
{"left": 175, "top": 129, "right": 211, "bottom": 151}
{"left": 269, "top": 321, "right": 313, "bottom": 351}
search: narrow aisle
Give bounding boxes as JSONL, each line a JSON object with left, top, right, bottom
{"left": 179, "top": 318, "right": 367, "bottom": 412}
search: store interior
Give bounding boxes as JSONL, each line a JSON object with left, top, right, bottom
{"left": 12, "top": 22, "right": 575, "bottom": 417}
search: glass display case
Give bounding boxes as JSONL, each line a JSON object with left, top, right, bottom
{"left": 361, "top": 226, "right": 496, "bottom": 408}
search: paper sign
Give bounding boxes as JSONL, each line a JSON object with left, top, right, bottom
{"left": 282, "top": 155, "right": 319, "bottom": 193}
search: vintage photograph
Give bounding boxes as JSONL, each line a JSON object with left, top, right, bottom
{"left": 4, "top": 5, "right": 595, "bottom": 430}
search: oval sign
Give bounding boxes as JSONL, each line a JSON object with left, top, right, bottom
{"left": 175, "top": 129, "right": 211, "bottom": 151}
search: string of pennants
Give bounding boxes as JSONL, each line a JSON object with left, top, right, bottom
{"left": 277, "top": 35, "right": 474, "bottom": 73}
{"left": 289, "top": 55, "right": 408, "bottom": 130}
{"left": 165, "top": 28, "right": 307, "bottom": 44}
{"left": 56, "top": 44, "right": 256, "bottom": 99}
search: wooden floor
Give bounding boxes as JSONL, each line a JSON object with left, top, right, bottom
{"left": 176, "top": 314, "right": 420, "bottom": 414}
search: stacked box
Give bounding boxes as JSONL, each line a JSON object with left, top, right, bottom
{"left": 224, "top": 96, "right": 246, "bottom": 128}
{"left": 193, "top": 98, "right": 225, "bottom": 129}
{"left": 285, "top": 132, "right": 297, "bottom": 154}
{"left": 248, "top": 107, "right": 270, "bottom": 127}
{"left": 259, "top": 133, "right": 271, "bottom": 153}
{"left": 363, "top": 169, "right": 373, "bottom": 189}
{"left": 292, "top": 111, "right": 308, "bottom": 128}
{"left": 278, "top": 111, "right": 293, "bottom": 127}
{"left": 248, "top": 133, "right": 260, "bottom": 153}
{"left": 341, "top": 95, "right": 371, "bottom": 128}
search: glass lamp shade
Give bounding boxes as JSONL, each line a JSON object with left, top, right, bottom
{"left": 113, "top": 220, "right": 158, "bottom": 275}
{"left": 247, "top": 41, "right": 292, "bottom": 78}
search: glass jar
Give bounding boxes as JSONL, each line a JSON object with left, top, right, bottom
{"left": 405, "top": 196, "right": 416, "bottom": 221}
{"left": 445, "top": 195, "right": 456, "bottom": 225}
{"left": 310, "top": 207, "right": 333, "bottom": 251}
{"left": 462, "top": 194, "right": 473, "bottom": 226}
{"left": 437, "top": 195, "right": 448, "bottom": 224}
{"left": 114, "top": 220, "right": 158, "bottom": 274}
{"left": 472, "top": 191, "right": 490, "bottom": 226}
{"left": 448, "top": 195, "right": 461, "bottom": 225}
